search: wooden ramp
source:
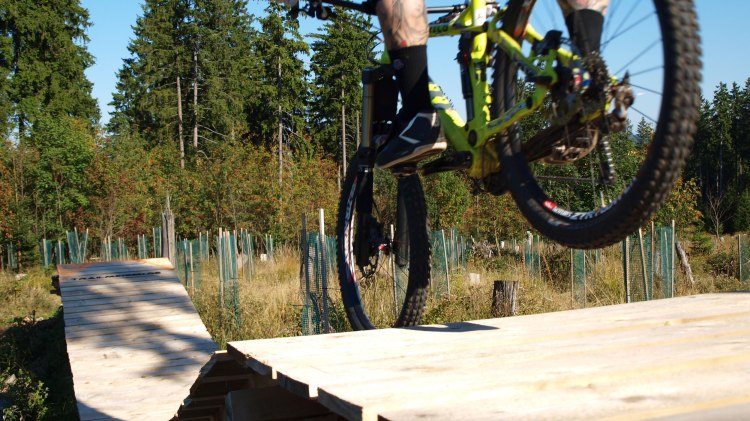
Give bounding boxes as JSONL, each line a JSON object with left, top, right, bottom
{"left": 57, "top": 258, "right": 217, "bottom": 420}
{"left": 177, "top": 293, "right": 750, "bottom": 420}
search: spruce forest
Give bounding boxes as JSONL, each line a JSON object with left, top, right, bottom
{"left": 0, "top": 0, "right": 748, "bottom": 270}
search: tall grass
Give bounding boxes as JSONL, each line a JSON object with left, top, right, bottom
{"left": 189, "top": 238, "right": 749, "bottom": 348}
{"left": 0, "top": 269, "right": 75, "bottom": 420}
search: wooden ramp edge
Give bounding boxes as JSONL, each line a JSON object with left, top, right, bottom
{"left": 177, "top": 293, "right": 750, "bottom": 421}
{"left": 58, "top": 258, "right": 218, "bottom": 421}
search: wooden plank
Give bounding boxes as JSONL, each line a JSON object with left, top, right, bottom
{"left": 62, "top": 296, "right": 195, "bottom": 317}
{"left": 57, "top": 258, "right": 173, "bottom": 277}
{"left": 61, "top": 276, "right": 180, "bottom": 297}
{"left": 66, "top": 329, "right": 213, "bottom": 351}
{"left": 64, "top": 315, "right": 208, "bottom": 339}
{"left": 219, "top": 294, "right": 750, "bottom": 421}
{"left": 67, "top": 344, "right": 216, "bottom": 366}
{"left": 63, "top": 282, "right": 185, "bottom": 303}
{"left": 63, "top": 307, "right": 203, "bottom": 329}
{"left": 69, "top": 354, "right": 211, "bottom": 378}
{"left": 59, "top": 277, "right": 182, "bottom": 295}
{"left": 63, "top": 294, "right": 192, "bottom": 314}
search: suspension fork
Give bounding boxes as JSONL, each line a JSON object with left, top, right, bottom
{"left": 353, "top": 65, "right": 397, "bottom": 267}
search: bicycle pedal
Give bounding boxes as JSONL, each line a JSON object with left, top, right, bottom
{"left": 421, "top": 152, "right": 472, "bottom": 175}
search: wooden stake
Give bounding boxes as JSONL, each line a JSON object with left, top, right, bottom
{"left": 492, "top": 280, "right": 519, "bottom": 317}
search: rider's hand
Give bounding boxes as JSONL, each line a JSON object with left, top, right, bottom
{"left": 274, "top": 0, "right": 299, "bottom": 9}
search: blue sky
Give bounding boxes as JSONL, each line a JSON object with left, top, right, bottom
{"left": 82, "top": 0, "right": 749, "bottom": 125}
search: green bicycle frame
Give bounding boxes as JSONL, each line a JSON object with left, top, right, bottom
{"left": 367, "top": 0, "right": 586, "bottom": 178}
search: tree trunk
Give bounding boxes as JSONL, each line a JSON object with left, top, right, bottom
{"left": 177, "top": 71, "right": 185, "bottom": 169}
{"left": 278, "top": 59, "right": 283, "bottom": 186}
{"left": 356, "top": 112, "right": 361, "bottom": 148}
{"left": 491, "top": 280, "right": 519, "bottom": 317}
{"left": 193, "top": 48, "right": 199, "bottom": 150}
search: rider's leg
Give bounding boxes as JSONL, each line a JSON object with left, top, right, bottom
{"left": 557, "top": 0, "right": 608, "bottom": 54}
{"left": 374, "top": 0, "right": 446, "bottom": 169}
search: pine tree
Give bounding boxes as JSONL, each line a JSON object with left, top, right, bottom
{"left": 309, "top": 10, "right": 374, "bottom": 169}
{"left": 249, "top": 3, "right": 310, "bottom": 147}
{"left": 0, "top": 140, "right": 13, "bottom": 239}
{"left": 635, "top": 118, "right": 654, "bottom": 147}
{"left": 109, "top": 0, "right": 191, "bottom": 167}
{"left": 0, "top": 0, "right": 99, "bottom": 139}
{"left": 188, "top": 0, "right": 257, "bottom": 149}
{"left": 110, "top": 0, "right": 261, "bottom": 166}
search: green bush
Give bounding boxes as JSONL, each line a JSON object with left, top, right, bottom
{"left": 1, "top": 369, "right": 49, "bottom": 420}
{"left": 691, "top": 231, "right": 714, "bottom": 255}
{"left": 705, "top": 251, "right": 735, "bottom": 277}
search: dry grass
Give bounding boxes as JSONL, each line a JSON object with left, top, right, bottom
{"left": 173, "top": 238, "right": 750, "bottom": 348}
{"left": 0, "top": 268, "right": 60, "bottom": 331}
{"left": 191, "top": 245, "right": 306, "bottom": 348}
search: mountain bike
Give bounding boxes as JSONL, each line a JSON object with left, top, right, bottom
{"left": 298, "top": 0, "right": 701, "bottom": 329}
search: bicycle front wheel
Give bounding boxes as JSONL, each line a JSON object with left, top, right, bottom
{"left": 336, "top": 154, "right": 431, "bottom": 330}
{"left": 495, "top": 0, "right": 701, "bottom": 249}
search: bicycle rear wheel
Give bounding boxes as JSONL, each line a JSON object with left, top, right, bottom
{"left": 336, "top": 154, "right": 431, "bottom": 330}
{"left": 495, "top": 0, "right": 701, "bottom": 249}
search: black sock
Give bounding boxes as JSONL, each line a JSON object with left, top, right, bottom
{"left": 565, "top": 9, "right": 604, "bottom": 55}
{"left": 388, "top": 45, "right": 432, "bottom": 121}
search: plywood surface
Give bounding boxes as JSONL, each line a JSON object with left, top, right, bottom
{"left": 220, "top": 293, "right": 750, "bottom": 421}
{"left": 58, "top": 258, "right": 217, "bottom": 420}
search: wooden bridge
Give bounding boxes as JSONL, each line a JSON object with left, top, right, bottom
{"left": 57, "top": 258, "right": 217, "bottom": 420}
{"left": 177, "top": 293, "right": 750, "bottom": 420}
{"left": 55, "top": 259, "right": 749, "bottom": 419}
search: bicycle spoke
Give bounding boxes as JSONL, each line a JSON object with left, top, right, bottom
{"left": 602, "top": 0, "right": 644, "bottom": 54}
{"left": 613, "top": 39, "right": 661, "bottom": 77}
{"left": 604, "top": 12, "right": 658, "bottom": 53}
{"left": 629, "top": 105, "right": 658, "bottom": 125}
{"left": 628, "top": 82, "right": 662, "bottom": 97}
{"left": 626, "top": 64, "right": 663, "bottom": 79}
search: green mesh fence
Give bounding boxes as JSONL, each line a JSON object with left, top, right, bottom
{"left": 429, "top": 229, "right": 468, "bottom": 298}
{"left": 626, "top": 233, "right": 650, "bottom": 302}
{"left": 571, "top": 249, "right": 587, "bottom": 306}
{"left": 199, "top": 232, "right": 210, "bottom": 261}
{"left": 623, "top": 226, "right": 674, "bottom": 301}
{"left": 524, "top": 234, "right": 542, "bottom": 278}
{"left": 430, "top": 230, "right": 450, "bottom": 298}
{"left": 137, "top": 234, "right": 149, "bottom": 259}
{"left": 238, "top": 229, "right": 255, "bottom": 279}
{"left": 657, "top": 226, "right": 675, "bottom": 298}
{"left": 217, "top": 231, "right": 240, "bottom": 329}
{"left": 446, "top": 228, "right": 468, "bottom": 272}
{"left": 152, "top": 227, "right": 162, "bottom": 258}
{"left": 55, "top": 241, "right": 66, "bottom": 265}
{"left": 300, "top": 231, "right": 335, "bottom": 335}
{"left": 66, "top": 230, "right": 88, "bottom": 264}
{"left": 176, "top": 239, "right": 202, "bottom": 290}
{"left": 261, "top": 234, "right": 275, "bottom": 261}
{"left": 100, "top": 238, "right": 128, "bottom": 261}
{"left": 40, "top": 239, "right": 54, "bottom": 268}
{"left": 740, "top": 234, "right": 750, "bottom": 282}
{"left": 5, "top": 243, "right": 17, "bottom": 270}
